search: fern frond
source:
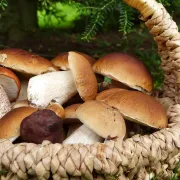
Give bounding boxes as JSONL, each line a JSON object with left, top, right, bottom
{"left": 118, "top": 0, "right": 135, "bottom": 35}
{"left": 81, "top": 0, "right": 117, "bottom": 41}
{"left": 0, "top": 0, "right": 7, "bottom": 11}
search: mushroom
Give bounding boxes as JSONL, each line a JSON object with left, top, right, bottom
{"left": 0, "top": 85, "right": 11, "bottom": 119}
{"left": 12, "top": 100, "right": 29, "bottom": 109}
{"left": 64, "top": 103, "right": 82, "bottom": 137}
{"left": 20, "top": 109, "right": 65, "bottom": 144}
{"left": 63, "top": 100, "right": 126, "bottom": 144}
{"left": 0, "top": 48, "right": 58, "bottom": 76}
{"left": 0, "top": 67, "right": 21, "bottom": 102}
{"left": 46, "top": 102, "right": 65, "bottom": 119}
{"left": 16, "top": 79, "right": 29, "bottom": 101}
{"left": 68, "top": 51, "right": 98, "bottom": 101}
{"left": 51, "top": 51, "right": 96, "bottom": 70}
{"left": 27, "top": 70, "right": 78, "bottom": 108}
{"left": 96, "top": 90, "right": 168, "bottom": 129}
{"left": 93, "top": 52, "right": 153, "bottom": 93}
{"left": 96, "top": 88, "right": 128, "bottom": 101}
{"left": 0, "top": 106, "right": 38, "bottom": 142}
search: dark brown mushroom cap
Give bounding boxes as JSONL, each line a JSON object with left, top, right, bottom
{"left": 20, "top": 109, "right": 65, "bottom": 144}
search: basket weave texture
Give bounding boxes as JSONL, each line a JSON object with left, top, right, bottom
{"left": 1, "top": 0, "right": 180, "bottom": 179}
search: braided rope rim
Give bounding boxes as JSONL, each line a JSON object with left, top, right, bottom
{"left": 1, "top": 0, "right": 180, "bottom": 179}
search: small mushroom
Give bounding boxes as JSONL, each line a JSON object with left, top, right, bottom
{"left": 93, "top": 52, "right": 153, "bottom": 93}
{"left": 46, "top": 102, "right": 65, "bottom": 119}
{"left": 0, "top": 85, "right": 11, "bottom": 119}
{"left": 20, "top": 109, "right": 65, "bottom": 144}
{"left": 27, "top": 70, "right": 77, "bottom": 108}
{"left": 63, "top": 100, "right": 126, "bottom": 144}
{"left": 0, "top": 67, "right": 21, "bottom": 102}
{"left": 64, "top": 103, "right": 82, "bottom": 136}
{"left": 51, "top": 51, "right": 96, "bottom": 70}
{"left": 0, "top": 48, "right": 58, "bottom": 76}
{"left": 97, "top": 90, "right": 168, "bottom": 129}
{"left": 0, "top": 106, "right": 38, "bottom": 142}
{"left": 68, "top": 51, "right": 98, "bottom": 101}
{"left": 96, "top": 88, "right": 128, "bottom": 101}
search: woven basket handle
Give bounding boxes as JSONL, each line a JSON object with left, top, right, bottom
{"left": 1, "top": 1, "right": 180, "bottom": 180}
{"left": 124, "top": 0, "right": 180, "bottom": 104}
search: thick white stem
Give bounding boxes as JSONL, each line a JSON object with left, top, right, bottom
{"left": 63, "top": 124, "right": 103, "bottom": 145}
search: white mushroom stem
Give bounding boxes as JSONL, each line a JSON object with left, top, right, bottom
{"left": 0, "top": 85, "right": 11, "bottom": 119}
{"left": 27, "top": 71, "right": 77, "bottom": 108}
{"left": 63, "top": 124, "right": 103, "bottom": 144}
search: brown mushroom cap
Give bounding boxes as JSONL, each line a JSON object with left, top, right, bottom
{"left": 76, "top": 100, "right": 126, "bottom": 139}
{"left": 96, "top": 88, "right": 128, "bottom": 101}
{"left": 0, "top": 106, "right": 38, "bottom": 140}
{"left": 97, "top": 90, "right": 168, "bottom": 129}
{"left": 51, "top": 51, "right": 96, "bottom": 70}
{"left": 64, "top": 103, "right": 81, "bottom": 124}
{"left": 68, "top": 51, "right": 98, "bottom": 101}
{"left": 46, "top": 103, "right": 65, "bottom": 120}
{"left": 0, "top": 67, "right": 21, "bottom": 102}
{"left": 0, "top": 48, "right": 58, "bottom": 76}
{"left": 93, "top": 52, "right": 153, "bottom": 92}
{"left": 20, "top": 109, "right": 65, "bottom": 144}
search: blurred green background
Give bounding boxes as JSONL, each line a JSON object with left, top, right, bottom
{"left": 0, "top": 0, "right": 180, "bottom": 90}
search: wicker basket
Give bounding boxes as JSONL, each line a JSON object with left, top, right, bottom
{"left": 1, "top": 0, "right": 180, "bottom": 179}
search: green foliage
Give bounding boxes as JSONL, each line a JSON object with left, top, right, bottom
{"left": 0, "top": 0, "right": 7, "bottom": 11}
{"left": 118, "top": 1, "right": 135, "bottom": 35}
{"left": 58, "top": 0, "right": 180, "bottom": 41}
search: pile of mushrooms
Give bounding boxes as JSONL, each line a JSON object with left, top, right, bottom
{"left": 0, "top": 48, "right": 169, "bottom": 145}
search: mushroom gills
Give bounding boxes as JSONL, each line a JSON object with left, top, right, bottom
{"left": 63, "top": 124, "right": 103, "bottom": 144}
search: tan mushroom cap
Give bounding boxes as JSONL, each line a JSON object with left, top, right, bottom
{"left": 76, "top": 100, "right": 126, "bottom": 139}
{"left": 64, "top": 103, "right": 81, "bottom": 124}
{"left": 0, "top": 67, "right": 21, "bottom": 102}
{"left": 93, "top": 52, "right": 153, "bottom": 92}
{"left": 97, "top": 90, "right": 168, "bottom": 129}
{"left": 68, "top": 51, "right": 98, "bottom": 101}
{"left": 51, "top": 51, "right": 96, "bottom": 70}
{"left": 96, "top": 88, "right": 128, "bottom": 101}
{"left": 0, "top": 106, "right": 38, "bottom": 140}
{"left": 46, "top": 103, "right": 65, "bottom": 120}
{"left": 0, "top": 48, "right": 58, "bottom": 76}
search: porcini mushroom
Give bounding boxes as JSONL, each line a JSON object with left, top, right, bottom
{"left": 68, "top": 51, "right": 98, "bottom": 101}
{"left": 0, "top": 67, "right": 21, "bottom": 102}
{"left": 0, "top": 85, "right": 11, "bottom": 119}
{"left": 64, "top": 103, "right": 82, "bottom": 137}
{"left": 51, "top": 51, "right": 96, "bottom": 70}
{"left": 93, "top": 52, "right": 153, "bottom": 93}
{"left": 96, "top": 88, "right": 128, "bottom": 101}
{"left": 97, "top": 90, "right": 168, "bottom": 129}
{"left": 0, "top": 106, "right": 38, "bottom": 142}
{"left": 46, "top": 102, "right": 65, "bottom": 119}
{"left": 20, "top": 109, "right": 65, "bottom": 144}
{"left": 0, "top": 48, "right": 58, "bottom": 76}
{"left": 63, "top": 100, "right": 126, "bottom": 144}
{"left": 27, "top": 70, "right": 77, "bottom": 108}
